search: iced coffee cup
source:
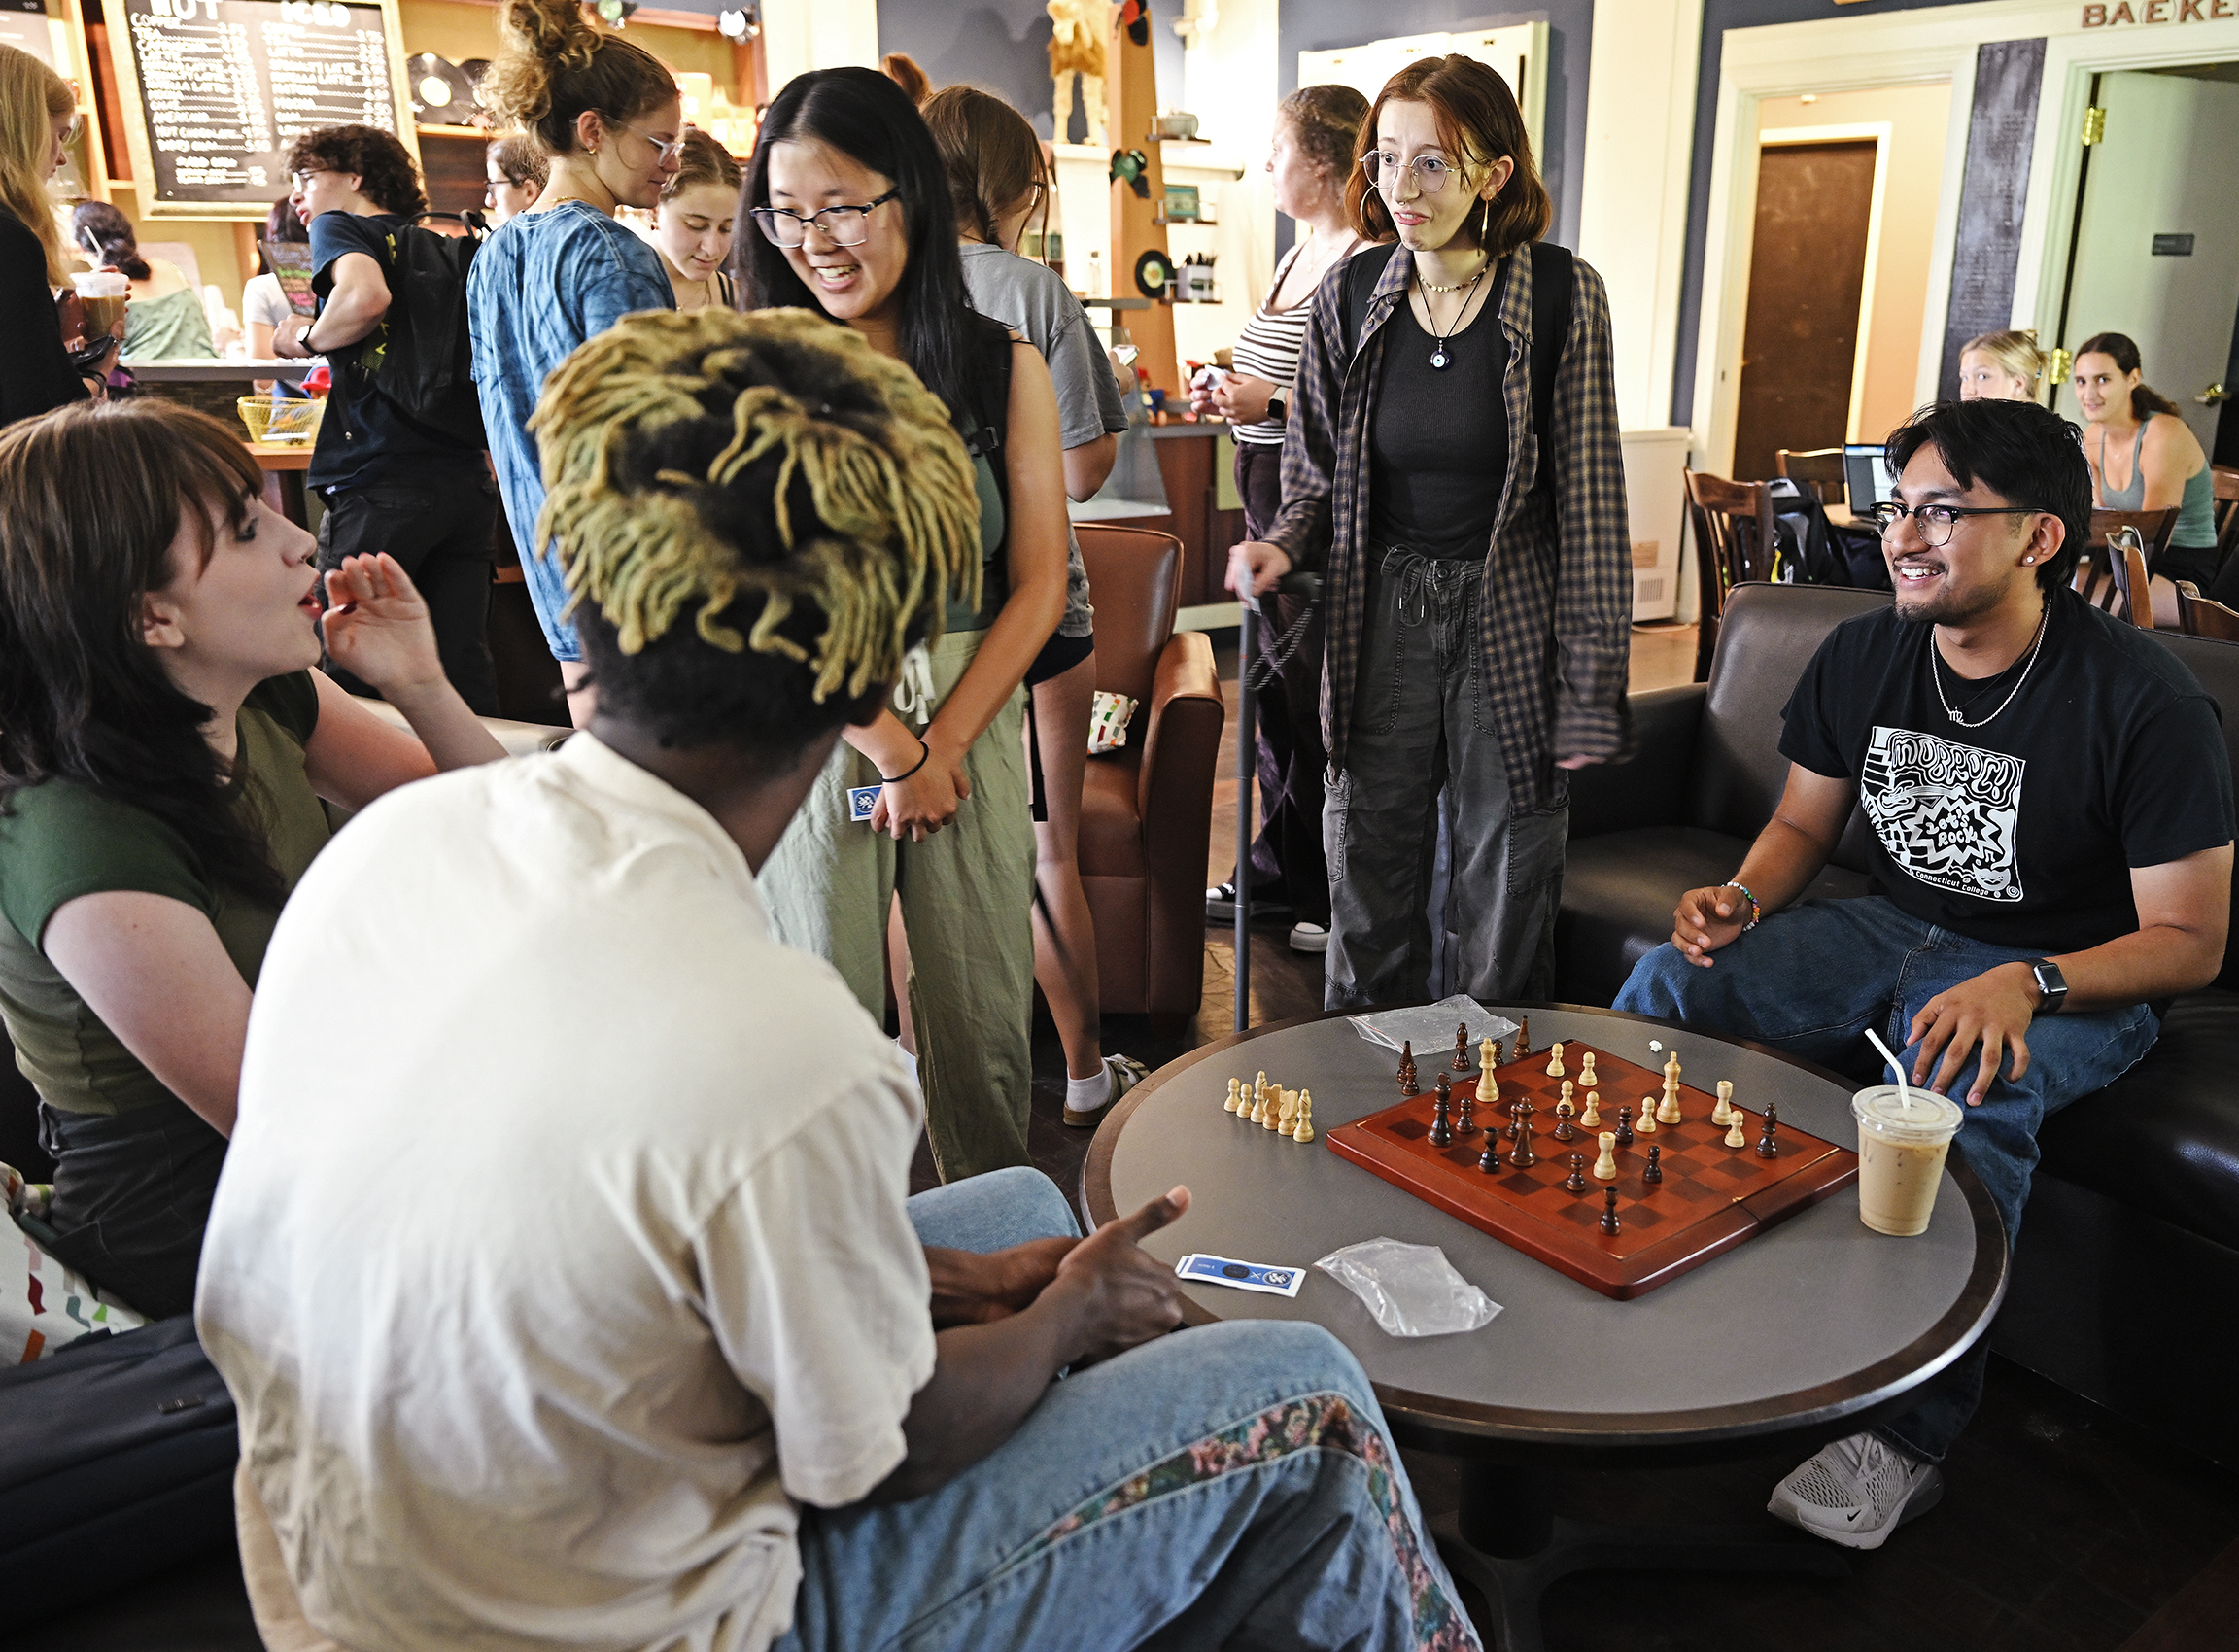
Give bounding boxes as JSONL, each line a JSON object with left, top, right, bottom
{"left": 70, "top": 271, "right": 129, "bottom": 342}
{"left": 1851, "top": 1086, "right": 1963, "bottom": 1237}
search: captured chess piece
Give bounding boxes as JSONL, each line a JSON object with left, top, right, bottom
{"left": 1579, "top": 1089, "right": 1602, "bottom": 1128}
{"left": 1452, "top": 1022, "right": 1472, "bottom": 1073}
{"left": 1545, "top": 1040, "right": 1566, "bottom": 1079}
{"left": 1293, "top": 1091, "right": 1315, "bottom": 1144}
{"left": 1643, "top": 1143, "right": 1664, "bottom": 1185}
{"left": 1563, "top": 1153, "right": 1588, "bottom": 1193}
{"left": 1593, "top": 1130, "right": 1619, "bottom": 1180}
{"left": 1636, "top": 1094, "right": 1659, "bottom": 1135}
{"left": 1724, "top": 1109, "right": 1748, "bottom": 1149}
{"left": 1602, "top": 1187, "right": 1621, "bottom": 1233}
{"left": 1552, "top": 1097, "right": 1575, "bottom": 1141}
{"left": 1224, "top": 1077, "right": 1241, "bottom": 1114}
{"left": 1397, "top": 1041, "right": 1418, "bottom": 1097}
{"left": 1757, "top": 1101, "right": 1780, "bottom": 1158}
{"left": 1578, "top": 1050, "right": 1599, "bottom": 1089}
{"left": 1658, "top": 1051, "right": 1684, "bottom": 1125}
{"left": 1276, "top": 1088, "right": 1298, "bottom": 1137}
{"left": 1429, "top": 1083, "right": 1453, "bottom": 1148}
{"left": 1515, "top": 1016, "right": 1530, "bottom": 1058}
{"left": 1615, "top": 1106, "right": 1635, "bottom": 1148}
{"left": 1712, "top": 1079, "right": 1736, "bottom": 1127}
{"left": 1508, "top": 1103, "right": 1536, "bottom": 1168}
{"left": 1265, "top": 1087, "right": 1290, "bottom": 1131}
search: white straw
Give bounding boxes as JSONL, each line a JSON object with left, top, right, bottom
{"left": 1863, "top": 1028, "right": 1914, "bottom": 1115}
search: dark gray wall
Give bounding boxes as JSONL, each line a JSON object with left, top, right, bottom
{"left": 1936, "top": 38, "right": 2046, "bottom": 401}
{"left": 1277, "top": 1, "right": 1595, "bottom": 253}
{"left": 876, "top": 0, "right": 1187, "bottom": 142}
{"left": 1670, "top": 0, "right": 2011, "bottom": 427}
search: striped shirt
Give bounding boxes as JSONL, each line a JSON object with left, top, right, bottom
{"left": 1230, "top": 245, "right": 1311, "bottom": 446}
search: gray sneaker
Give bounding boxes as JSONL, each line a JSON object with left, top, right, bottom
{"left": 1767, "top": 1430, "right": 1944, "bottom": 1550}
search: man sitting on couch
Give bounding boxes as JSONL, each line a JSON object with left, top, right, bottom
{"left": 1617, "top": 397, "right": 2232, "bottom": 1549}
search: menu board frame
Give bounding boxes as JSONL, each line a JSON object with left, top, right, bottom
{"left": 97, "top": 0, "right": 420, "bottom": 221}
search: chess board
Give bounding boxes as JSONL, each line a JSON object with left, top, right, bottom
{"left": 1326, "top": 1039, "right": 1859, "bottom": 1299}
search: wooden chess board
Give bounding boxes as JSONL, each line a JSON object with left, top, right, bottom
{"left": 1326, "top": 1040, "right": 1858, "bottom": 1299}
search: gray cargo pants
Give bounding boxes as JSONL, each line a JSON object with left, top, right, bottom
{"left": 1324, "top": 547, "right": 1568, "bottom": 1009}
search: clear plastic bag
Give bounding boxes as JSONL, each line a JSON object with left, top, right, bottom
{"left": 1347, "top": 994, "right": 1518, "bottom": 1058}
{"left": 1314, "top": 1238, "right": 1502, "bottom": 1338}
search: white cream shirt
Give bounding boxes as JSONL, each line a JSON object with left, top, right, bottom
{"left": 197, "top": 734, "right": 936, "bottom": 1652}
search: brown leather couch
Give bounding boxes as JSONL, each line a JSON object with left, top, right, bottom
{"left": 1074, "top": 524, "right": 1224, "bottom": 1031}
{"left": 1556, "top": 582, "right": 2239, "bottom": 1469}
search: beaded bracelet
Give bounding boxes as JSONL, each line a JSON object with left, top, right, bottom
{"left": 881, "top": 736, "right": 932, "bottom": 784}
{"left": 1721, "top": 880, "right": 1762, "bottom": 932}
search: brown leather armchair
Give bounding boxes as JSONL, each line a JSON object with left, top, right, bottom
{"left": 1074, "top": 524, "right": 1224, "bottom": 1032}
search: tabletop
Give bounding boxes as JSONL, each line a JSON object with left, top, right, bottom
{"left": 1085, "top": 1003, "right": 2008, "bottom": 1455}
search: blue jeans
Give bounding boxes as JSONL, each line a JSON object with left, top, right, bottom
{"left": 777, "top": 1167, "right": 1481, "bottom": 1652}
{"left": 1615, "top": 897, "right": 2158, "bottom": 1462}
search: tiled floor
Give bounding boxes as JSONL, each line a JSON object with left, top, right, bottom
{"left": 47, "top": 621, "right": 2239, "bottom": 1651}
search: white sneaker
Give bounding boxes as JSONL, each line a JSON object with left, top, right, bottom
{"left": 1768, "top": 1430, "right": 1944, "bottom": 1550}
{"left": 1289, "top": 921, "right": 1330, "bottom": 953}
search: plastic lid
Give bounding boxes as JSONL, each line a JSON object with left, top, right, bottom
{"left": 1851, "top": 1084, "right": 1963, "bottom": 1142}
{"left": 71, "top": 270, "right": 127, "bottom": 295}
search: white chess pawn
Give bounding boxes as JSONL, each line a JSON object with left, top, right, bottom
{"left": 1225, "top": 1077, "right": 1242, "bottom": 1114}
{"left": 1578, "top": 1050, "right": 1598, "bottom": 1087}
{"left": 1711, "top": 1080, "right": 1735, "bottom": 1127}
{"left": 1580, "top": 1089, "right": 1602, "bottom": 1128}
{"left": 1560, "top": 1079, "right": 1575, "bottom": 1109}
{"left": 1724, "top": 1111, "right": 1747, "bottom": 1149}
{"left": 1636, "top": 1094, "right": 1659, "bottom": 1134}
{"left": 1293, "top": 1091, "right": 1316, "bottom": 1144}
{"left": 1593, "top": 1130, "right": 1619, "bottom": 1180}
{"left": 1545, "top": 1041, "right": 1566, "bottom": 1079}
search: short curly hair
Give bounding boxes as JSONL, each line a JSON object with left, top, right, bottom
{"left": 1280, "top": 83, "right": 1368, "bottom": 183}
{"left": 283, "top": 124, "right": 427, "bottom": 218}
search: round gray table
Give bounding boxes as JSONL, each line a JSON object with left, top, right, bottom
{"left": 1084, "top": 1003, "right": 2009, "bottom": 1650}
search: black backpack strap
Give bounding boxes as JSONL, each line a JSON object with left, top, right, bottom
{"left": 1527, "top": 240, "right": 1573, "bottom": 498}
{"left": 1342, "top": 241, "right": 1402, "bottom": 361}
{"left": 960, "top": 318, "right": 1015, "bottom": 533}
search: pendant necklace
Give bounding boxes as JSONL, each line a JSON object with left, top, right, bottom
{"left": 1421, "top": 260, "right": 1490, "bottom": 371}
{"left": 1931, "top": 602, "right": 2049, "bottom": 729}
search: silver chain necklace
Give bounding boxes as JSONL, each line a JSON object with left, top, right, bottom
{"left": 1931, "top": 603, "right": 2049, "bottom": 729}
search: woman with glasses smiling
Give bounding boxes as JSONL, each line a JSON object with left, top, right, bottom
{"left": 468, "top": 0, "right": 681, "bottom": 722}
{"left": 1225, "top": 55, "right": 1632, "bottom": 1012}
{"left": 742, "top": 69, "right": 1071, "bottom": 1184}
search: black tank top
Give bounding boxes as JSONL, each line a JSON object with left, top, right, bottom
{"left": 1367, "top": 297, "right": 1510, "bottom": 560}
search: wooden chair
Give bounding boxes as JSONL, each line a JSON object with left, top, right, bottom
{"left": 2175, "top": 579, "right": 2239, "bottom": 641}
{"left": 2087, "top": 507, "right": 2178, "bottom": 568}
{"left": 1775, "top": 447, "right": 1847, "bottom": 508}
{"left": 1684, "top": 469, "right": 1774, "bottom": 681}
{"left": 2213, "top": 465, "right": 2239, "bottom": 571}
{"left": 2076, "top": 528, "right": 2154, "bottom": 628}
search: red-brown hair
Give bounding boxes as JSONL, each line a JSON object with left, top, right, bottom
{"left": 1344, "top": 54, "right": 1551, "bottom": 257}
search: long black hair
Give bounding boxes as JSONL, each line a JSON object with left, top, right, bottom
{"left": 737, "top": 67, "right": 992, "bottom": 425}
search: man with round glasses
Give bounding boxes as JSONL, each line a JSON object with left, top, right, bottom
{"left": 1618, "top": 396, "right": 2233, "bottom": 1550}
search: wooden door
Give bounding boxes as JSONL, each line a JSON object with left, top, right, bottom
{"left": 1731, "top": 140, "right": 1877, "bottom": 482}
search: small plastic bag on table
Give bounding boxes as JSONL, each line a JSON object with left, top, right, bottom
{"left": 1314, "top": 1238, "right": 1502, "bottom": 1338}
{"left": 1347, "top": 994, "right": 1517, "bottom": 1058}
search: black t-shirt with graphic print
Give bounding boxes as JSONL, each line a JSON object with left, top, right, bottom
{"left": 1779, "top": 588, "right": 2234, "bottom": 954}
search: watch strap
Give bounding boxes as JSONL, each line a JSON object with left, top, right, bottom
{"left": 2028, "top": 958, "right": 2068, "bottom": 1014}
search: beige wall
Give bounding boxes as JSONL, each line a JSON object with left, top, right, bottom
{"left": 1754, "top": 81, "right": 1949, "bottom": 446}
{"left": 397, "top": 0, "right": 737, "bottom": 86}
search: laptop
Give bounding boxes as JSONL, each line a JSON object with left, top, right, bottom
{"left": 1843, "top": 444, "right": 1896, "bottom": 511}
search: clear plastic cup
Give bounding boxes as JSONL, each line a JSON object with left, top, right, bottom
{"left": 1850, "top": 1085, "right": 1963, "bottom": 1236}
{"left": 71, "top": 270, "right": 128, "bottom": 340}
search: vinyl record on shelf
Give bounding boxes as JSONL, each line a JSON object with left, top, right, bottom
{"left": 408, "top": 53, "right": 476, "bottom": 123}
{"left": 1133, "top": 248, "right": 1172, "bottom": 299}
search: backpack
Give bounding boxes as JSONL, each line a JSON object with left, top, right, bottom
{"left": 1342, "top": 238, "right": 1575, "bottom": 499}
{"left": 1765, "top": 476, "right": 1891, "bottom": 590}
{"left": 319, "top": 213, "right": 485, "bottom": 448}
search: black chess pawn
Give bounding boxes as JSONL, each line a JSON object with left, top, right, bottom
{"left": 1429, "top": 1088, "right": 1453, "bottom": 1148}
{"left": 1397, "top": 1040, "right": 1418, "bottom": 1097}
{"left": 1508, "top": 1105, "right": 1536, "bottom": 1168}
{"left": 1601, "top": 1187, "right": 1621, "bottom": 1233}
{"left": 1515, "top": 1016, "right": 1530, "bottom": 1058}
{"left": 1552, "top": 1104, "right": 1575, "bottom": 1142}
{"left": 1615, "top": 1105, "right": 1635, "bottom": 1148}
{"left": 1452, "top": 1022, "right": 1472, "bottom": 1073}
{"left": 1642, "top": 1143, "right": 1664, "bottom": 1185}
{"left": 1563, "top": 1153, "right": 1588, "bottom": 1194}
{"left": 1455, "top": 1090, "right": 1477, "bottom": 1136}
{"left": 1478, "top": 1137, "right": 1502, "bottom": 1173}
{"left": 1756, "top": 1101, "right": 1780, "bottom": 1158}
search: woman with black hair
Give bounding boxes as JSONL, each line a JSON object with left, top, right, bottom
{"left": 2070, "top": 331, "right": 2220, "bottom": 623}
{"left": 742, "top": 67, "right": 1070, "bottom": 1183}
{"left": 71, "top": 200, "right": 217, "bottom": 361}
{"left": 0, "top": 399, "right": 505, "bottom": 1316}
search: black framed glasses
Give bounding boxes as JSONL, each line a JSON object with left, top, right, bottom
{"left": 749, "top": 189, "right": 901, "bottom": 249}
{"left": 1360, "top": 151, "right": 1456, "bottom": 194}
{"left": 1866, "top": 502, "right": 2047, "bottom": 547}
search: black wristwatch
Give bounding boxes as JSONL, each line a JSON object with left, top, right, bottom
{"left": 1266, "top": 389, "right": 1287, "bottom": 424}
{"left": 2027, "top": 958, "right": 2068, "bottom": 1015}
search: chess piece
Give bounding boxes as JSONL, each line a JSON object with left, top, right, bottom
{"left": 1724, "top": 1111, "right": 1747, "bottom": 1149}
{"left": 1293, "top": 1091, "right": 1315, "bottom": 1144}
{"left": 1397, "top": 1042, "right": 1417, "bottom": 1096}
{"left": 1658, "top": 1053, "right": 1684, "bottom": 1125}
{"left": 1563, "top": 1153, "right": 1588, "bottom": 1193}
{"left": 1515, "top": 1016, "right": 1530, "bottom": 1057}
{"left": 1276, "top": 1088, "right": 1297, "bottom": 1137}
{"left": 1580, "top": 1089, "right": 1602, "bottom": 1128}
{"left": 1712, "top": 1079, "right": 1735, "bottom": 1127}
{"left": 1248, "top": 1086, "right": 1265, "bottom": 1125}
{"left": 1452, "top": 1022, "right": 1472, "bottom": 1073}
{"left": 1545, "top": 1040, "right": 1566, "bottom": 1079}
{"left": 1636, "top": 1094, "right": 1659, "bottom": 1135}
{"left": 1479, "top": 1035, "right": 1498, "bottom": 1074}
{"left": 1593, "top": 1131, "right": 1618, "bottom": 1180}
{"left": 1481, "top": 1072, "right": 1500, "bottom": 1116}
{"left": 1477, "top": 1136, "right": 1502, "bottom": 1173}
{"left": 1757, "top": 1102, "right": 1780, "bottom": 1158}
{"left": 1602, "top": 1187, "right": 1621, "bottom": 1233}
{"left": 1455, "top": 1088, "right": 1477, "bottom": 1136}
{"left": 1552, "top": 1098, "right": 1575, "bottom": 1141}
{"left": 1429, "top": 1086, "right": 1453, "bottom": 1148}
{"left": 1509, "top": 1103, "right": 1536, "bottom": 1168}
{"left": 1224, "top": 1077, "right": 1241, "bottom": 1114}
{"left": 1254, "top": 1071, "right": 1268, "bottom": 1117}
{"left": 1578, "top": 1050, "right": 1598, "bottom": 1089}
{"left": 1615, "top": 1106, "right": 1635, "bottom": 1148}
{"left": 1560, "top": 1079, "right": 1575, "bottom": 1111}
{"left": 1505, "top": 1098, "right": 1524, "bottom": 1140}
{"left": 1643, "top": 1144, "right": 1663, "bottom": 1185}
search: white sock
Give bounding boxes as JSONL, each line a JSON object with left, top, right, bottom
{"left": 1066, "top": 1062, "right": 1112, "bottom": 1110}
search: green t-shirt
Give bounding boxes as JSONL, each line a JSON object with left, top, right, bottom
{"left": 0, "top": 673, "right": 328, "bottom": 1117}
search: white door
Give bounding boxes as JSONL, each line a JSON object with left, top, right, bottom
{"left": 2058, "top": 68, "right": 2239, "bottom": 450}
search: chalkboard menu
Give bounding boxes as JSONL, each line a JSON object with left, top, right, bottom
{"left": 102, "top": 0, "right": 416, "bottom": 217}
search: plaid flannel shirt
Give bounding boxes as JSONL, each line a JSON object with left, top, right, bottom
{"left": 1265, "top": 243, "right": 1634, "bottom": 811}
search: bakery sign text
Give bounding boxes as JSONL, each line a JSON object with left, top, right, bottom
{"left": 2083, "top": 0, "right": 2235, "bottom": 23}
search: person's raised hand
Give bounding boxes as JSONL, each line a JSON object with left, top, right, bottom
{"left": 870, "top": 733, "right": 970, "bottom": 842}
{"left": 1670, "top": 884, "right": 1751, "bottom": 967}
{"left": 1049, "top": 1185, "right": 1190, "bottom": 1365}
{"left": 1907, "top": 962, "right": 2036, "bottom": 1108}
{"left": 1225, "top": 540, "right": 1292, "bottom": 600}
{"left": 320, "top": 552, "right": 443, "bottom": 696}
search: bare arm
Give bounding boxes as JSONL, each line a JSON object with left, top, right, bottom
{"left": 2137, "top": 415, "right": 2207, "bottom": 514}
{"left": 274, "top": 250, "right": 388, "bottom": 358}
{"left": 1062, "top": 430, "right": 1117, "bottom": 502}
{"left": 1668, "top": 765, "right": 1855, "bottom": 964}
{"left": 42, "top": 894, "right": 250, "bottom": 1136}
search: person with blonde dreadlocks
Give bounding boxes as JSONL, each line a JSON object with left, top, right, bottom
{"left": 198, "top": 307, "right": 1478, "bottom": 1652}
